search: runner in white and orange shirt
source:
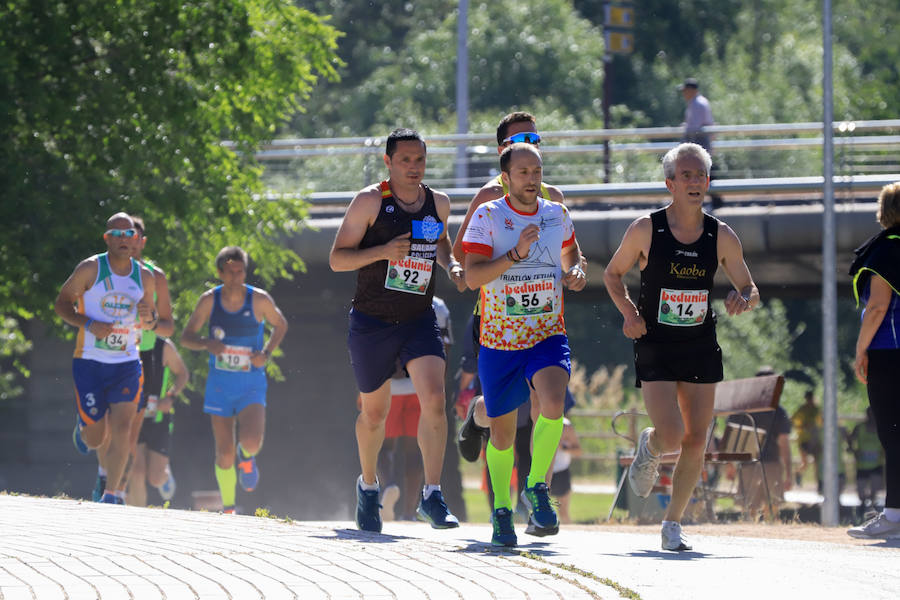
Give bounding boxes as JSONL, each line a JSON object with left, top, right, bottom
{"left": 462, "top": 143, "right": 586, "bottom": 547}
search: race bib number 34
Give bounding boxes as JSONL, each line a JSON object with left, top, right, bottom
{"left": 216, "top": 345, "right": 252, "bottom": 372}
{"left": 385, "top": 257, "right": 433, "bottom": 295}
{"left": 94, "top": 323, "right": 131, "bottom": 352}
{"left": 658, "top": 288, "right": 709, "bottom": 326}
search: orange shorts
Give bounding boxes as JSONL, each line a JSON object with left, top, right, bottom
{"left": 384, "top": 393, "right": 420, "bottom": 438}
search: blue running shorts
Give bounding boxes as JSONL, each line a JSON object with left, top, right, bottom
{"left": 203, "top": 370, "right": 267, "bottom": 417}
{"left": 347, "top": 307, "right": 445, "bottom": 394}
{"left": 478, "top": 335, "right": 571, "bottom": 419}
{"left": 72, "top": 358, "right": 143, "bottom": 426}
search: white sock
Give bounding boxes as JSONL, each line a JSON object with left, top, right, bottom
{"left": 883, "top": 508, "right": 900, "bottom": 522}
{"left": 358, "top": 475, "right": 379, "bottom": 491}
{"left": 423, "top": 484, "right": 441, "bottom": 499}
{"left": 662, "top": 520, "right": 680, "bottom": 528}
{"left": 97, "top": 466, "right": 107, "bottom": 477}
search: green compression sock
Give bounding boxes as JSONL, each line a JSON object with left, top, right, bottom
{"left": 215, "top": 464, "right": 237, "bottom": 508}
{"left": 527, "top": 414, "right": 564, "bottom": 489}
{"left": 486, "top": 440, "right": 515, "bottom": 510}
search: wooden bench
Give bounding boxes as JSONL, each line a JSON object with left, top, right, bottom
{"left": 607, "top": 374, "right": 785, "bottom": 521}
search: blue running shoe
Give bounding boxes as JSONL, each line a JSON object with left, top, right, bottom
{"left": 491, "top": 507, "right": 518, "bottom": 547}
{"left": 92, "top": 474, "right": 107, "bottom": 503}
{"left": 520, "top": 482, "right": 559, "bottom": 537}
{"left": 417, "top": 490, "right": 460, "bottom": 529}
{"left": 356, "top": 477, "right": 382, "bottom": 533}
{"left": 99, "top": 493, "right": 124, "bottom": 505}
{"left": 73, "top": 419, "right": 89, "bottom": 455}
{"left": 236, "top": 443, "right": 259, "bottom": 492}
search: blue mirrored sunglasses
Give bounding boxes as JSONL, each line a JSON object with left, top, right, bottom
{"left": 502, "top": 132, "right": 542, "bottom": 145}
{"left": 104, "top": 228, "right": 138, "bottom": 238}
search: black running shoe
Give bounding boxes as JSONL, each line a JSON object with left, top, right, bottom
{"left": 457, "top": 395, "right": 488, "bottom": 462}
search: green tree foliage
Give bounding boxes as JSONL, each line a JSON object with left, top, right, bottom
{"left": 0, "top": 0, "right": 340, "bottom": 385}
{"left": 714, "top": 299, "right": 867, "bottom": 416}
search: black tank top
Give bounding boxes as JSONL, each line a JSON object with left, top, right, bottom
{"left": 637, "top": 208, "right": 719, "bottom": 343}
{"left": 353, "top": 180, "right": 444, "bottom": 323}
{"left": 140, "top": 337, "right": 166, "bottom": 399}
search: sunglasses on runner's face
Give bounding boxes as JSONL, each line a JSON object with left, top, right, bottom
{"left": 502, "top": 132, "right": 542, "bottom": 146}
{"left": 104, "top": 228, "right": 138, "bottom": 238}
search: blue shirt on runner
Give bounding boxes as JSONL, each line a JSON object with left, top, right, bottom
{"left": 208, "top": 285, "right": 265, "bottom": 373}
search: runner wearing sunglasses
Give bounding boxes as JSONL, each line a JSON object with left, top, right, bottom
{"left": 452, "top": 113, "right": 583, "bottom": 522}
{"left": 54, "top": 212, "right": 159, "bottom": 504}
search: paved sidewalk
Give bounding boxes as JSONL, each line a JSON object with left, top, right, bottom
{"left": 1, "top": 494, "right": 898, "bottom": 599}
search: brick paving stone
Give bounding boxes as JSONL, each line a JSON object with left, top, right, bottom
{"left": 0, "top": 494, "right": 622, "bottom": 599}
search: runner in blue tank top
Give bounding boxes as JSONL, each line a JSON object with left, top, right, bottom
{"left": 604, "top": 143, "right": 759, "bottom": 551}
{"left": 181, "top": 246, "right": 288, "bottom": 514}
{"left": 330, "top": 128, "right": 464, "bottom": 533}
{"left": 54, "top": 212, "right": 159, "bottom": 505}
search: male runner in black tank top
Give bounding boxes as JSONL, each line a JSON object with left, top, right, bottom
{"left": 330, "top": 128, "right": 464, "bottom": 533}
{"left": 604, "top": 143, "right": 759, "bottom": 551}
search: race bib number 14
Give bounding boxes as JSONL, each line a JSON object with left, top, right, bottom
{"left": 658, "top": 288, "right": 709, "bottom": 326}
{"left": 385, "top": 257, "right": 433, "bottom": 295}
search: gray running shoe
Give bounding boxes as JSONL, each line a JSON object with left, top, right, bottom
{"left": 661, "top": 521, "right": 692, "bottom": 551}
{"left": 847, "top": 513, "right": 900, "bottom": 539}
{"left": 628, "top": 427, "right": 660, "bottom": 498}
{"left": 381, "top": 484, "right": 400, "bottom": 522}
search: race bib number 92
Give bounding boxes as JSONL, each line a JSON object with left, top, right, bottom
{"left": 385, "top": 257, "right": 433, "bottom": 295}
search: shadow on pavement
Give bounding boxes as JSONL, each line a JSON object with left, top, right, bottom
{"left": 454, "top": 539, "right": 562, "bottom": 556}
{"left": 612, "top": 549, "right": 742, "bottom": 561}
{"left": 311, "top": 528, "right": 414, "bottom": 544}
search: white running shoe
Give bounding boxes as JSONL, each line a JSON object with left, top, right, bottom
{"left": 381, "top": 484, "right": 400, "bottom": 522}
{"left": 661, "top": 521, "right": 692, "bottom": 551}
{"left": 628, "top": 427, "right": 660, "bottom": 498}
{"left": 847, "top": 513, "right": 900, "bottom": 539}
{"left": 156, "top": 466, "right": 176, "bottom": 502}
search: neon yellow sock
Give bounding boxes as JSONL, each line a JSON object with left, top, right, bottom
{"left": 486, "top": 440, "right": 515, "bottom": 510}
{"left": 527, "top": 414, "right": 564, "bottom": 489}
{"left": 215, "top": 464, "right": 237, "bottom": 508}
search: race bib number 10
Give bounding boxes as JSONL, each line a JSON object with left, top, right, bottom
{"left": 385, "top": 257, "right": 433, "bottom": 295}
{"left": 658, "top": 288, "right": 709, "bottom": 326}
{"left": 216, "top": 345, "right": 252, "bottom": 372}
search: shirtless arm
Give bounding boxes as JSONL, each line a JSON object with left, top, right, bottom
{"left": 137, "top": 265, "right": 158, "bottom": 330}
{"left": 158, "top": 339, "right": 189, "bottom": 411}
{"left": 433, "top": 191, "right": 464, "bottom": 288}
{"left": 602, "top": 217, "right": 652, "bottom": 339}
{"left": 150, "top": 267, "right": 175, "bottom": 338}
{"left": 180, "top": 292, "right": 223, "bottom": 355}
{"left": 329, "top": 188, "right": 411, "bottom": 272}
{"left": 251, "top": 290, "right": 289, "bottom": 367}
{"left": 55, "top": 259, "right": 97, "bottom": 328}
{"left": 717, "top": 222, "right": 759, "bottom": 316}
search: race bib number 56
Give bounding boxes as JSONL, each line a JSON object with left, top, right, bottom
{"left": 385, "top": 257, "right": 433, "bottom": 295}
{"left": 503, "top": 281, "right": 556, "bottom": 317}
{"left": 658, "top": 288, "right": 708, "bottom": 326}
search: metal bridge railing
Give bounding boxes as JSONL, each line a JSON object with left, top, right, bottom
{"left": 246, "top": 119, "right": 900, "bottom": 192}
